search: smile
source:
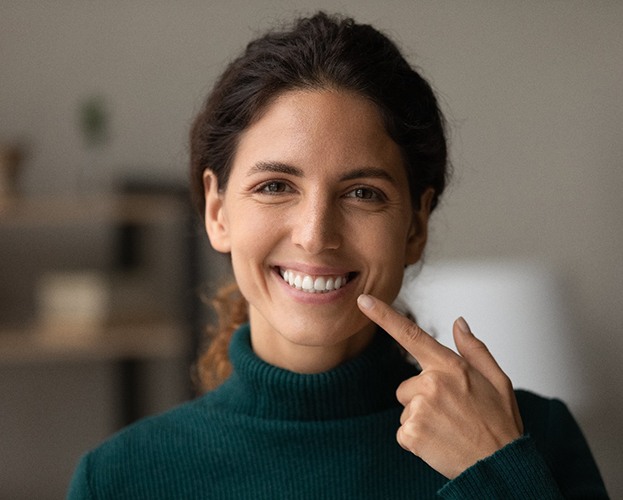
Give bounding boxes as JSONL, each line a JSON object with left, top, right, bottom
{"left": 278, "top": 268, "right": 351, "bottom": 294}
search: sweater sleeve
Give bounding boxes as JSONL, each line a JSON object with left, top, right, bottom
{"left": 437, "top": 393, "right": 609, "bottom": 499}
{"left": 438, "top": 436, "right": 564, "bottom": 499}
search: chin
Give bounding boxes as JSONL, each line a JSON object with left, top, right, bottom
{"left": 276, "top": 314, "right": 375, "bottom": 348}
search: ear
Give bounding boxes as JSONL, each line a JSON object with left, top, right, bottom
{"left": 404, "top": 188, "right": 434, "bottom": 265}
{"left": 203, "top": 170, "right": 231, "bottom": 253}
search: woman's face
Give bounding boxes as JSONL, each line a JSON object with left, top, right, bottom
{"left": 204, "top": 89, "right": 431, "bottom": 371}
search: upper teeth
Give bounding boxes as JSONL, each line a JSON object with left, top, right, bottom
{"left": 279, "top": 269, "right": 348, "bottom": 293}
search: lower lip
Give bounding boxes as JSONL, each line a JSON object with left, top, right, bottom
{"left": 272, "top": 269, "right": 355, "bottom": 304}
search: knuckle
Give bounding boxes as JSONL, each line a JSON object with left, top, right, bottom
{"left": 469, "top": 334, "right": 487, "bottom": 349}
{"left": 376, "top": 302, "right": 395, "bottom": 324}
{"left": 471, "top": 337, "right": 492, "bottom": 357}
{"left": 419, "top": 371, "right": 442, "bottom": 396}
{"left": 397, "top": 418, "right": 427, "bottom": 456}
{"left": 476, "top": 345, "right": 493, "bottom": 362}
{"left": 451, "top": 359, "right": 472, "bottom": 390}
{"left": 399, "top": 405, "right": 409, "bottom": 425}
{"left": 396, "top": 387, "right": 408, "bottom": 406}
{"left": 446, "top": 355, "right": 467, "bottom": 373}
{"left": 401, "top": 323, "right": 424, "bottom": 344}
{"left": 398, "top": 421, "right": 418, "bottom": 447}
{"left": 396, "top": 427, "right": 410, "bottom": 451}
{"left": 499, "top": 373, "right": 514, "bottom": 394}
{"left": 407, "top": 395, "right": 425, "bottom": 416}
{"left": 396, "top": 378, "right": 417, "bottom": 405}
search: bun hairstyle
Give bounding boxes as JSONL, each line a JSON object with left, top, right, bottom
{"left": 190, "top": 12, "right": 449, "bottom": 392}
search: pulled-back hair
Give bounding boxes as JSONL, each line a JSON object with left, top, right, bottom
{"left": 190, "top": 12, "right": 449, "bottom": 392}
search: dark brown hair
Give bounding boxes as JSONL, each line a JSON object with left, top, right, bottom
{"left": 190, "top": 12, "right": 449, "bottom": 391}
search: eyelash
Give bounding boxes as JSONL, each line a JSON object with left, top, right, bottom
{"left": 255, "top": 180, "right": 293, "bottom": 195}
{"left": 254, "top": 181, "right": 386, "bottom": 203}
{"left": 344, "top": 187, "right": 385, "bottom": 202}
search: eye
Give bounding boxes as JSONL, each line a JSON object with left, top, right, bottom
{"left": 345, "top": 187, "right": 384, "bottom": 201}
{"left": 256, "top": 181, "right": 292, "bottom": 194}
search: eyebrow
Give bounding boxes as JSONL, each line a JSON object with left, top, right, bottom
{"left": 249, "top": 161, "right": 397, "bottom": 184}
{"left": 248, "top": 161, "right": 303, "bottom": 177}
{"left": 338, "top": 167, "right": 396, "bottom": 184}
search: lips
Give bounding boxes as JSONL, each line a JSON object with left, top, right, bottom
{"left": 278, "top": 268, "right": 352, "bottom": 293}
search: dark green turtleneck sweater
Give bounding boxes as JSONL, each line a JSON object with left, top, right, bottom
{"left": 67, "top": 324, "right": 608, "bottom": 499}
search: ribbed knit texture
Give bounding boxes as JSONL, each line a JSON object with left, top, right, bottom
{"left": 67, "top": 324, "right": 608, "bottom": 499}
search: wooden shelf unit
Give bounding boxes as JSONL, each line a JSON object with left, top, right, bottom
{"left": 0, "top": 190, "right": 200, "bottom": 424}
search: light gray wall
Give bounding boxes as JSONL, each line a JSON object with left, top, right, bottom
{"left": 1, "top": 1, "right": 621, "bottom": 497}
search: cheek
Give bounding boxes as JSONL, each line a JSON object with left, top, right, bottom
{"left": 379, "top": 259, "right": 407, "bottom": 298}
{"left": 228, "top": 246, "right": 264, "bottom": 309}
{"left": 226, "top": 203, "right": 272, "bottom": 250}
{"left": 226, "top": 210, "right": 280, "bottom": 289}
{"left": 363, "top": 224, "right": 411, "bottom": 298}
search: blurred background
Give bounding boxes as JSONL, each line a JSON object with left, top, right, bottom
{"left": 1, "top": 1, "right": 621, "bottom": 498}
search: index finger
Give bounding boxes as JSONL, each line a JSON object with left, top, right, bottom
{"left": 357, "top": 293, "right": 456, "bottom": 368}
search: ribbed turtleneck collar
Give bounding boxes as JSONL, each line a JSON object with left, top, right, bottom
{"left": 211, "top": 324, "right": 419, "bottom": 421}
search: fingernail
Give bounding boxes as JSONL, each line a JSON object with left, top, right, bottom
{"left": 456, "top": 316, "right": 471, "bottom": 335}
{"left": 357, "top": 294, "right": 374, "bottom": 310}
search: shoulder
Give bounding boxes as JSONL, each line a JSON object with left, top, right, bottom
{"left": 68, "top": 393, "right": 231, "bottom": 497}
{"left": 514, "top": 388, "right": 563, "bottom": 422}
{"left": 514, "top": 389, "right": 582, "bottom": 447}
{"left": 90, "top": 392, "right": 228, "bottom": 459}
{"left": 513, "top": 389, "right": 608, "bottom": 497}
{"left": 513, "top": 389, "right": 580, "bottom": 442}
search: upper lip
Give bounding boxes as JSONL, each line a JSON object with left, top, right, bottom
{"left": 274, "top": 263, "right": 355, "bottom": 276}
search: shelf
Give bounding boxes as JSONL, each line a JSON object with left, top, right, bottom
{"left": 0, "top": 193, "right": 189, "bottom": 228}
{"left": 0, "top": 321, "right": 189, "bottom": 364}
{"left": 0, "top": 187, "right": 200, "bottom": 426}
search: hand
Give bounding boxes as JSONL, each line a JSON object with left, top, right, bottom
{"left": 357, "top": 294, "right": 523, "bottom": 479}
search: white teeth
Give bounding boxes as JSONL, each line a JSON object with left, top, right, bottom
{"left": 314, "top": 277, "right": 326, "bottom": 291}
{"left": 279, "top": 268, "right": 350, "bottom": 293}
{"left": 302, "top": 275, "right": 314, "bottom": 291}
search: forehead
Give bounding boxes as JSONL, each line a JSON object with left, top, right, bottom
{"left": 230, "top": 89, "right": 407, "bottom": 181}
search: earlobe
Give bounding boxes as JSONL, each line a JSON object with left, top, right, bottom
{"left": 405, "top": 188, "right": 434, "bottom": 265}
{"left": 203, "top": 170, "right": 231, "bottom": 253}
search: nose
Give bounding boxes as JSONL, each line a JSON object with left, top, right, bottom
{"left": 291, "top": 195, "right": 341, "bottom": 254}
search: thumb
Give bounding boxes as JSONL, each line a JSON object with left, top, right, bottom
{"left": 453, "top": 317, "right": 524, "bottom": 434}
{"left": 453, "top": 317, "right": 506, "bottom": 387}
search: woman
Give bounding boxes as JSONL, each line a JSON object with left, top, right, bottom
{"left": 68, "top": 12, "right": 608, "bottom": 499}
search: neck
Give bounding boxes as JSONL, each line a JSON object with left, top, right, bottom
{"left": 218, "top": 324, "right": 418, "bottom": 421}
